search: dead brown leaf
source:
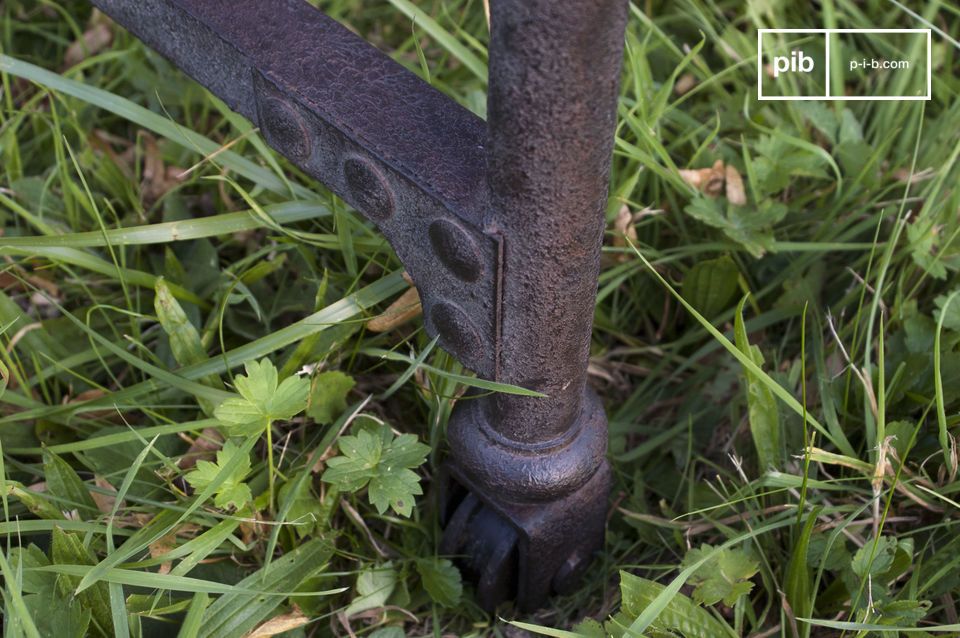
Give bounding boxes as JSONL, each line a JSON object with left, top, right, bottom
{"left": 366, "top": 285, "right": 421, "bottom": 332}
{"left": 177, "top": 427, "right": 224, "bottom": 470}
{"left": 674, "top": 72, "right": 696, "bottom": 95}
{"left": 679, "top": 159, "right": 725, "bottom": 197}
{"left": 611, "top": 204, "right": 639, "bottom": 263}
{"left": 64, "top": 19, "right": 113, "bottom": 68}
{"left": 149, "top": 533, "right": 176, "bottom": 575}
{"left": 725, "top": 163, "right": 747, "bottom": 206}
{"left": 90, "top": 476, "right": 123, "bottom": 515}
{"left": 679, "top": 159, "right": 747, "bottom": 205}
{"left": 140, "top": 134, "right": 186, "bottom": 206}
{"left": 243, "top": 606, "right": 310, "bottom": 638}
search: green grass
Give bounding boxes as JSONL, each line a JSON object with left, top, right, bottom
{"left": 2, "top": 0, "right": 960, "bottom": 636}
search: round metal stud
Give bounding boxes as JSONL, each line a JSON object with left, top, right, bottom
{"left": 430, "top": 301, "right": 482, "bottom": 363}
{"left": 342, "top": 156, "right": 394, "bottom": 221}
{"left": 260, "top": 97, "right": 311, "bottom": 162}
{"left": 428, "top": 218, "right": 484, "bottom": 282}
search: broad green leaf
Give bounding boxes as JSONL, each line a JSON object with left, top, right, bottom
{"left": 851, "top": 536, "right": 898, "bottom": 580}
{"left": 683, "top": 196, "right": 785, "bottom": 258}
{"left": 9, "top": 545, "right": 55, "bottom": 596}
{"left": 307, "top": 371, "right": 356, "bottom": 425}
{"left": 753, "top": 133, "right": 830, "bottom": 197}
{"left": 873, "top": 599, "right": 931, "bottom": 627}
{"left": 52, "top": 527, "right": 114, "bottom": 637}
{"left": 215, "top": 358, "right": 309, "bottom": 436}
{"left": 184, "top": 440, "right": 252, "bottom": 510}
{"left": 344, "top": 563, "right": 398, "bottom": 618}
{"left": 620, "top": 571, "right": 734, "bottom": 638}
{"left": 734, "top": 297, "right": 781, "bottom": 470}
{"left": 277, "top": 472, "right": 326, "bottom": 538}
{"left": 368, "top": 467, "right": 422, "bottom": 517}
{"left": 416, "top": 558, "right": 462, "bottom": 608}
{"left": 22, "top": 589, "right": 91, "bottom": 638}
{"left": 43, "top": 449, "right": 97, "bottom": 515}
{"left": 322, "top": 428, "right": 429, "bottom": 517}
{"left": 934, "top": 291, "right": 960, "bottom": 331}
{"left": 155, "top": 278, "right": 207, "bottom": 367}
{"left": 683, "top": 255, "right": 739, "bottom": 318}
{"left": 681, "top": 545, "right": 759, "bottom": 607}
{"left": 838, "top": 108, "right": 864, "bottom": 144}
{"left": 198, "top": 538, "right": 335, "bottom": 638}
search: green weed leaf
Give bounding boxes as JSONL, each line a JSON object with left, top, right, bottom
{"left": 683, "top": 195, "right": 786, "bottom": 258}
{"left": 322, "top": 428, "right": 429, "bottom": 516}
{"left": 416, "top": 558, "right": 463, "bottom": 608}
{"left": 343, "top": 562, "right": 398, "bottom": 618}
{"left": 620, "top": 571, "right": 735, "bottom": 637}
{"left": 184, "top": 440, "right": 252, "bottom": 510}
{"left": 734, "top": 298, "right": 782, "bottom": 470}
{"left": 43, "top": 449, "right": 97, "bottom": 516}
{"left": 683, "top": 255, "right": 740, "bottom": 318}
{"left": 215, "top": 358, "right": 309, "bottom": 436}
{"left": 307, "top": 370, "right": 356, "bottom": 425}
{"left": 681, "top": 545, "right": 759, "bottom": 607}
{"left": 52, "top": 527, "right": 113, "bottom": 637}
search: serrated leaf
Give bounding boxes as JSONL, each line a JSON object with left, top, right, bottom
{"left": 321, "top": 427, "right": 429, "bottom": 517}
{"left": 416, "top": 558, "right": 462, "bottom": 608}
{"left": 681, "top": 544, "right": 759, "bottom": 607}
{"left": 368, "top": 468, "right": 421, "bottom": 516}
{"left": 184, "top": 440, "right": 252, "bottom": 511}
{"left": 215, "top": 358, "right": 308, "bottom": 435}
{"left": 620, "top": 571, "right": 734, "bottom": 638}
{"left": 307, "top": 371, "right": 355, "bottom": 425}
{"left": 851, "top": 536, "right": 897, "bottom": 580}
{"left": 873, "top": 599, "right": 931, "bottom": 626}
{"left": 344, "top": 563, "right": 397, "bottom": 618}
{"left": 269, "top": 375, "right": 311, "bottom": 420}
{"left": 277, "top": 472, "right": 326, "bottom": 538}
{"left": 683, "top": 196, "right": 783, "bottom": 258}
{"left": 235, "top": 359, "right": 278, "bottom": 404}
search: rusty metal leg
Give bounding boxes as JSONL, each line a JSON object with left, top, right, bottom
{"left": 441, "top": 0, "right": 629, "bottom": 611}
{"left": 88, "top": 0, "right": 628, "bottom": 611}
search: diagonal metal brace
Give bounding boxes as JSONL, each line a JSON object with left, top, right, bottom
{"left": 93, "top": 0, "right": 500, "bottom": 377}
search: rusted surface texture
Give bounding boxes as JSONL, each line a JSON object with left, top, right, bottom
{"left": 91, "top": 0, "right": 629, "bottom": 611}
{"left": 91, "top": 0, "right": 498, "bottom": 376}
